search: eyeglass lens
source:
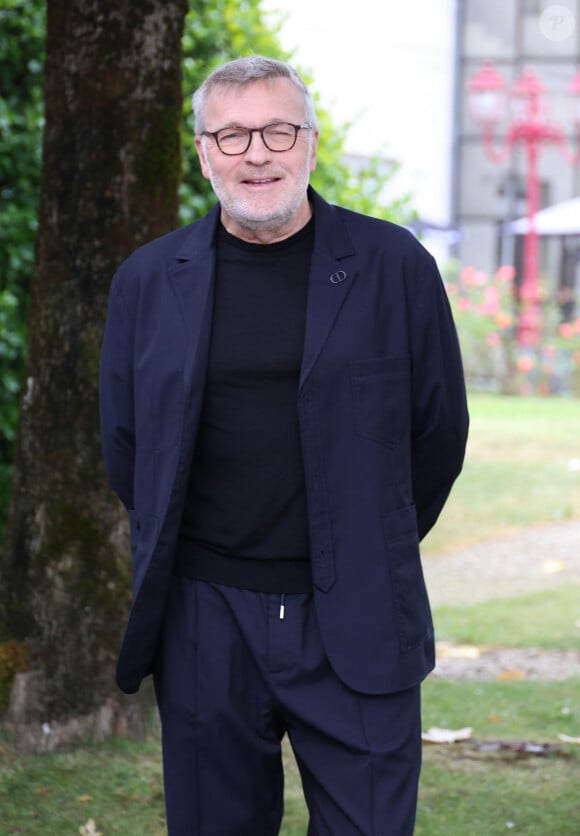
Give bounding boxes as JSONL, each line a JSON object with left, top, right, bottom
{"left": 217, "top": 123, "right": 299, "bottom": 154}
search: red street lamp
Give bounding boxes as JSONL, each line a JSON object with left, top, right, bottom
{"left": 467, "top": 63, "right": 580, "bottom": 347}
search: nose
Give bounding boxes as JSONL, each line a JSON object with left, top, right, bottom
{"left": 244, "top": 130, "right": 272, "bottom": 163}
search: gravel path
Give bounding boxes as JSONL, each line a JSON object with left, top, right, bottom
{"left": 422, "top": 520, "right": 580, "bottom": 681}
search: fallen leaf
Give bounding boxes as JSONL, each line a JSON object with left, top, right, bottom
{"left": 558, "top": 733, "right": 580, "bottom": 745}
{"left": 496, "top": 669, "right": 526, "bottom": 681}
{"left": 437, "top": 642, "right": 481, "bottom": 659}
{"left": 422, "top": 726, "right": 473, "bottom": 743}
{"left": 79, "top": 819, "right": 102, "bottom": 836}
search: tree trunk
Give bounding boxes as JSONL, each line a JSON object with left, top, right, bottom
{"left": 0, "top": 0, "right": 187, "bottom": 752}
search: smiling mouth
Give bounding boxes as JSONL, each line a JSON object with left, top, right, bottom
{"left": 242, "top": 177, "right": 281, "bottom": 185}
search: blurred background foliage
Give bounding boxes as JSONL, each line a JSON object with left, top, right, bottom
{"left": 0, "top": 0, "right": 45, "bottom": 538}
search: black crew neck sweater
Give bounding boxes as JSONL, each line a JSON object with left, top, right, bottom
{"left": 176, "top": 218, "right": 315, "bottom": 593}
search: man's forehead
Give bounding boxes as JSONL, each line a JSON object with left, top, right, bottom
{"left": 204, "top": 77, "right": 303, "bottom": 117}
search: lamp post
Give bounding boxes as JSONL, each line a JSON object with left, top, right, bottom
{"left": 467, "top": 63, "right": 580, "bottom": 347}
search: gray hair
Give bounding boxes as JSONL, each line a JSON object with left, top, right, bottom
{"left": 192, "top": 55, "right": 318, "bottom": 134}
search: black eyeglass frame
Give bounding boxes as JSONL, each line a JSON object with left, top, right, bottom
{"left": 200, "top": 122, "right": 313, "bottom": 155}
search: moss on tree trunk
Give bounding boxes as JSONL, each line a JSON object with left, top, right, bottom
{"left": 0, "top": 0, "right": 187, "bottom": 751}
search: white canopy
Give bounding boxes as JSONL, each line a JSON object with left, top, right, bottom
{"left": 502, "top": 196, "right": 580, "bottom": 236}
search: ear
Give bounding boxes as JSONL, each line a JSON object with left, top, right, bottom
{"left": 309, "top": 130, "right": 319, "bottom": 174}
{"left": 194, "top": 136, "right": 211, "bottom": 180}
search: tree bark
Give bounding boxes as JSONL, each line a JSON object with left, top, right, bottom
{"left": 0, "top": 0, "right": 187, "bottom": 752}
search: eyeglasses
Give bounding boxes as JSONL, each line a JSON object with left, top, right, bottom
{"left": 201, "top": 122, "right": 312, "bottom": 155}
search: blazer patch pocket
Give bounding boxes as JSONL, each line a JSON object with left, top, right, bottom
{"left": 351, "top": 355, "right": 410, "bottom": 447}
{"left": 129, "top": 511, "right": 160, "bottom": 597}
{"left": 382, "top": 505, "right": 432, "bottom": 652}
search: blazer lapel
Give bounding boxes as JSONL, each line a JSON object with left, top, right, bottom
{"left": 168, "top": 207, "right": 220, "bottom": 389}
{"left": 300, "top": 190, "right": 358, "bottom": 390}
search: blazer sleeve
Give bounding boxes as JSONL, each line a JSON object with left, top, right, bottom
{"left": 409, "top": 249, "right": 469, "bottom": 541}
{"left": 99, "top": 273, "right": 136, "bottom": 512}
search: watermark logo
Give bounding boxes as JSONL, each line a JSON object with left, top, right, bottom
{"left": 539, "top": 5, "right": 576, "bottom": 41}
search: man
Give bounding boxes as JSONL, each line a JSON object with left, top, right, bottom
{"left": 100, "top": 55, "right": 469, "bottom": 835}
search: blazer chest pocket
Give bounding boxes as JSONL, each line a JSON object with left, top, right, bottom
{"left": 350, "top": 355, "right": 410, "bottom": 447}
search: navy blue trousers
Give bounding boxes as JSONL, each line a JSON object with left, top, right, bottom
{"left": 153, "top": 577, "right": 422, "bottom": 835}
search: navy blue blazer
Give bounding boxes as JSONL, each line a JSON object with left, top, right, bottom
{"left": 100, "top": 187, "right": 469, "bottom": 696}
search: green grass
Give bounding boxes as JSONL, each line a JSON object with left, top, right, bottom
{"left": 417, "top": 679, "right": 580, "bottom": 836}
{"left": 422, "top": 679, "right": 580, "bottom": 741}
{"left": 422, "top": 393, "right": 580, "bottom": 554}
{"left": 418, "top": 742, "right": 580, "bottom": 835}
{"left": 0, "top": 736, "right": 166, "bottom": 835}
{"left": 434, "top": 584, "right": 580, "bottom": 649}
